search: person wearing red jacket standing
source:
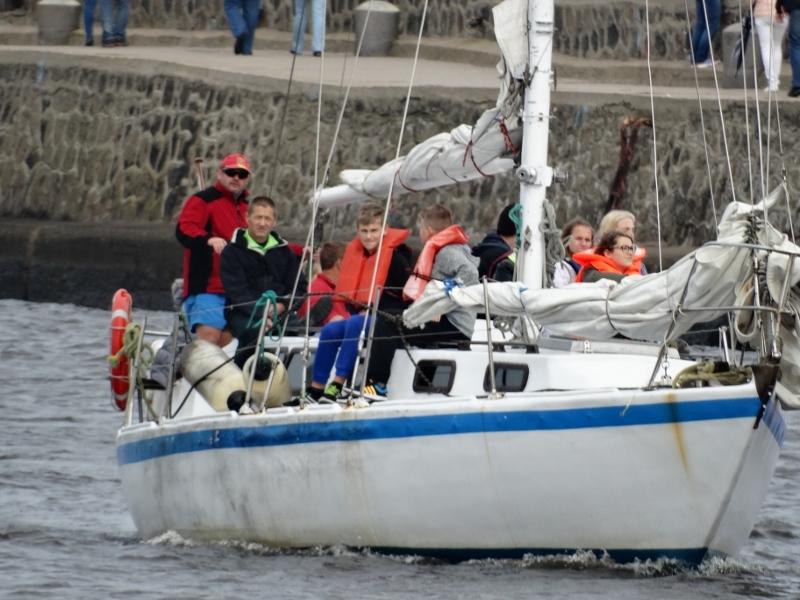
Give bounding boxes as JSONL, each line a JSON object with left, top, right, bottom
{"left": 176, "top": 152, "right": 252, "bottom": 347}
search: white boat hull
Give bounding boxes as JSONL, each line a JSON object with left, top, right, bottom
{"left": 117, "top": 382, "right": 783, "bottom": 563}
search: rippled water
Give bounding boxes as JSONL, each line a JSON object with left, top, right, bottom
{"left": 1, "top": 299, "right": 799, "bottom": 599}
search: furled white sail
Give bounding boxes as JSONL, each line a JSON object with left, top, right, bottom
{"left": 312, "top": 0, "right": 526, "bottom": 208}
{"left": 404, "top": 192, "right": 800, "bottom": 395}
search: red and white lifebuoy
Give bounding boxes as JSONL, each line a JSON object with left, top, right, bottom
{"left": 110, "top": 289, "right": 132, "bottom": 411}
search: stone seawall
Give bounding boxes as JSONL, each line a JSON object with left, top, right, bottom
{"left": 1, "top": 57, "right": 797, "bottom": 244}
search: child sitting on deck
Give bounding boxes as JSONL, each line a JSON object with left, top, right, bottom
{"left": 304, "top": 202, "right": 412, "bottom": 401}
{"left": 364, "top": 204, "right": 479, "bottom": 396}
{"left": 297, "top": 241, "right": 348, "bottom": 327}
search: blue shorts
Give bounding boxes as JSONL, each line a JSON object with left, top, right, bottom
{"left": 183, "top": 293, "right": 227, "bottom": 332}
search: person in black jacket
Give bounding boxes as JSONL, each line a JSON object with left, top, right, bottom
{"left": 220, "top": 196, "right": 307, "bottom": 367}
{"left": 471, "top": 203, "right": 517, "bottom": 282}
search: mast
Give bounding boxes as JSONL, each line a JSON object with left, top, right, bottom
{"left": 516, "top": 0, "right": 554, "bottom": 290}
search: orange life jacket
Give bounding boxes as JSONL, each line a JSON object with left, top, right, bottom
{"left": 403, "top": 225, "right": 470, "bottom": 301}
{"left": 573, "top": 247, "right": 645, "bottom": 282}
{"left": 335, "top": 227, "right": 410, "bottom": 306}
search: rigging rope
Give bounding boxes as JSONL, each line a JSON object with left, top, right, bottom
{"left": 348, "top": 0, "right": 432, "bottom": 399}
{"left": 698, "top": 0, "right": 739, "bottom": 206}
{"left": 643, "top": 0, "right": 664, "bottom": 273}
{"left": 681, "top": 0, "right": 719, "bottom": 233}
{"left": 739, "top": 0, "right": 758, "bottom": 206}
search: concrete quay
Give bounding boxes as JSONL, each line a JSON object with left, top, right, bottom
{"left": 0, "top": 23, "right": 772, "bottom": 99}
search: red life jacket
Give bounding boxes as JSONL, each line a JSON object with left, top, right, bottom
{"left": 335, "top": 228, "right": 410, "bottom": 307}
{"left": 573, "top": 248, "right": 645, "bottom": 282}
{"left": 403, "top": 225, "right": 470, "bottom": 301}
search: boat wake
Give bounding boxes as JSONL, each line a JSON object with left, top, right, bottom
{"left": 142, "top": 532, "right": 763, "bottom": 576}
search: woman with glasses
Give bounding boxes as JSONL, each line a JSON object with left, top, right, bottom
{"left": 572, "top": 231, "right": 645, "bottom": 283}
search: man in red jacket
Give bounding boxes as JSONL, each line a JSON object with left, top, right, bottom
{"left": 176, "top": 152, "right": 251, "bottom": 346}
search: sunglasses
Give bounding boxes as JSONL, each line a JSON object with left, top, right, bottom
{"left": 613, "top": 245, "right": 637, "bottom": 254}
{"left": 223, "top": 168, "right": 250, "bottom": 179}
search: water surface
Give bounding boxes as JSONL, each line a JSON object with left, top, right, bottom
{"left": 1, "top": 300, "right": 798, "bottom": 599}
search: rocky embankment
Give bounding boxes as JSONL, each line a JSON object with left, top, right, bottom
{"left": 1, "top": 1, "right": 798, "bottom": 309}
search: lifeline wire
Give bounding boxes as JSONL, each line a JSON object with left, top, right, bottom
{"left": 643, "top": 0, "right": 663, "bottom": 272}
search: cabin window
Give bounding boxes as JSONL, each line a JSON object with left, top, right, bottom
{"left": 483, "top": 363, "right": 529, "bottom": 392}
{"left": 412, "top": 360, "right": 456, "bottom": 394}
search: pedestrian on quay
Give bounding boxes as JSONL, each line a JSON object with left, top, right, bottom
{"left": 753, "top": 0, "right": 788, "bottom": 92}
{"left": 83, "top": 0, "right": 97, "bottom": 46}
{"left": 777, "top": 0, "right": 800, "bottom": 97}
{"left": 100, "top": 0, "right": 130, "bottom": 47}
{"left": 224, "top": 0, "right": 262, "bottom": 55}
{"left": 291, "top": 0, "right": 326, "bottom": 56}
{"left": 689, "top": 0, "right": 722, "bottom": 68}
{"left": 176, "top": 153, "right": 252, "bottom": 348}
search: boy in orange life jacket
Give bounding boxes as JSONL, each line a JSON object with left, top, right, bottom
{"left": 297, "top": 241, "right": 348, "bottom": 326}
{"left": 364, "top": 204, "right": 480, "bottom": 396}
{"left": 305, "top": 203, "right": 412, "bottom": 401}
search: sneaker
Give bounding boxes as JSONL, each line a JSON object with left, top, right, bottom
{"left": 363, "top": 381, "right": 387, "bottom": 397}
{"left": 85, "top": 39, "right": 94, "bottom": 47}
{"left": 323, "top": 381, "right": 343, "bottom": 400}
{"left": 695, "top": 59, "right": 716, "bottom": 69}
{"left": 789, "top": 87, "right": 800, "bottom": 98}
{"left": 313, "top": 51, "right": 322, "bottom": 57}
{"left": 304, "top": 386, "right": 324, "bottom": 402}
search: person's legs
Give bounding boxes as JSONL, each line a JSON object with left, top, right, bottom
{"left": 788, "top": 10, "right": 800, "bottom": 90}
{"left": 224, "top": 0, "right": 248, "bottom": 53}
{"left": 242, "top": 0, "right": 261, "bottom": 55}
{"left": 113, "top": 0, "right": 129, "bottom": 44}
{"left": 771, "top": 19, "right": 789, "bottom": 90}
{"left": 183, "top": 293, "right": 231, "bottom": 347}
{"left": 691, "top": 0, "right": 720, "bottom": 64}
{"left": 332, "top": 314, "right": 368, "bottom": 381}
{"left": 366, "top": 316, "right": 468, "bottom": 388}
{"left": 228, "top": 313, "right": 257, "bottom": 368}
{"left": 99, "top": 0, "right": 114, "bottom": 45}
{"left": 365, "top": 315, "right": 402, "bottom": 386}
{"left": 756, "top": 17, "right": 788, "bottom": 91}
{"left": 291, "top": 0, "right": 308, "bottom": 54}
{"left": 310, "top": 0, "right": 325, "bottom": 54}
{"left": 311, "top": 318, "right": 348, "bottom": 386}
{"left": 83, "top": 0, "right": 97, "bottom": 44}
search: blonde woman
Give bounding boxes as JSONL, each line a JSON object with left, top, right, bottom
{"left": 596, "top": 210, "right": 636, "bottom": 241}
{"left": 754, "top": 0, "right": 788, "bottom": 92}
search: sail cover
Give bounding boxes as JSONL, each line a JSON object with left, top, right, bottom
{"left": 312, "top": 0, "right": 527, "bottom": 208}
{"left": 403, "top": 193, "right": 800, "bottom": 396}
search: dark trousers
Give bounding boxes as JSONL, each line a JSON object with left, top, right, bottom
{"left": 366, "top": 315, "right": 469, "bottom": 384}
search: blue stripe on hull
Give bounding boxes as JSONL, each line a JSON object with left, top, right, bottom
{"left": 762, "top": 397, "right": 786, "bottom": 446}
{"left": 118, "top": 396, "right": 774, "bottom": 466}
{"left": 371, "top": 545, "right": 710, "bottom": 565}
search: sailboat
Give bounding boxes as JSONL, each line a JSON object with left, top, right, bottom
{"left": 112, "top": 0, "right": 799, "bottom": 564}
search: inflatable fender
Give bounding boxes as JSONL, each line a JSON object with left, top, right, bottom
{"left": 180, "top": 340, "right": 246, "bottom": 412}
{"left": 243, "top": 351, "right": 292, "bottom": 409}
